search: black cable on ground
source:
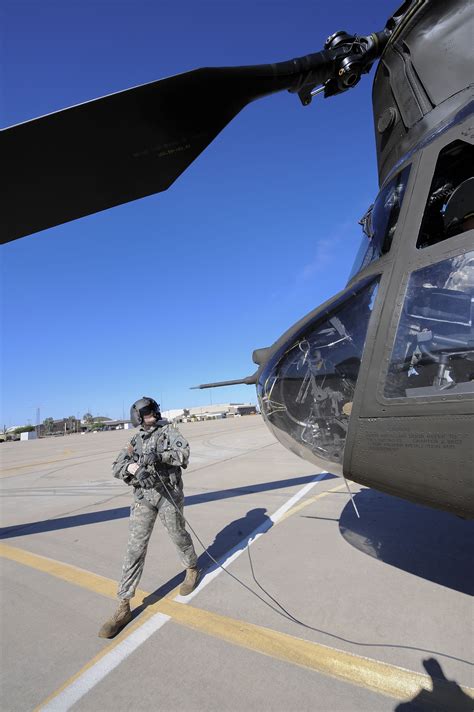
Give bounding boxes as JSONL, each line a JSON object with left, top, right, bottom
{"left": 156, "top": 473, "right": 470, "bottom": 665}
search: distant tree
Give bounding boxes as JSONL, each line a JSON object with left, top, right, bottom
{"left": 90, "top": 421, "right": 105, "bottom": 431}
{"left": 43, "top": 417, "right": 54, "bottom": 434}
{"left": 83, "top": 413, "right": 93, "bottom": 423}
{"left": 14, "top": 425, "right": 35, "bottom": 434}
{"left": 67, "top": 416, "right": 76, "bottom": 432}
{"left": 183, "top": 409, "right": 190, "bottom": 418}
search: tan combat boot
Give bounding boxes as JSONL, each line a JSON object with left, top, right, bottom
{"left": 180, "top": 567, "right": 200, "bottom": 596}
{"left": 98, "top": 599, "right": 132, "bottom": 638}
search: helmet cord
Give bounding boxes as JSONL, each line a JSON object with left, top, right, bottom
{"left": 156, "top": 472, "right": 313, "bottom": 626}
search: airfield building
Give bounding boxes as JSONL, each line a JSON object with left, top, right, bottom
{"left": 163, "top": 403, "right": 258, "bottom": 422}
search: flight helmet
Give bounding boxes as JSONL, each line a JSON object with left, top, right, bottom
{"left": 130, "top": 396, "right": 161, "bottom": 427}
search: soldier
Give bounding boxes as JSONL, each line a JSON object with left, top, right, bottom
{"left": 98, "top": 396, "right": 199, "bottom": 638}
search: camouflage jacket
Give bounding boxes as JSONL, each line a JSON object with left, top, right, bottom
{"left": 112, "top": 422, "right": 190, "bottom": 486}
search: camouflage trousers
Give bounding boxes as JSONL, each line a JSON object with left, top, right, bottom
{"left": 117, "top": 487, "right": 198, "bottom": 600}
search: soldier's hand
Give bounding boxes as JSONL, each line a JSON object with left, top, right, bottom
{"left": 141, "top": 452, "right": 162, "bottom": 468}
{"left": 136, "top": 466, "right": 158, "bottom": 489}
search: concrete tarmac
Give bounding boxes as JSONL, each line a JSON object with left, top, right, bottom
{"left": 1, "top": 416, "right": 473, "bottom": 711}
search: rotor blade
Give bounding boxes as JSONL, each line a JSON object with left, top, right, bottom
{"left": 2, "top": 54, "right": 333, "bottom": 243}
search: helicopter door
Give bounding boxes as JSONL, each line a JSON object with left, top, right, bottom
{"left": 343, "top": 135, "right": 474, "bottom": 517}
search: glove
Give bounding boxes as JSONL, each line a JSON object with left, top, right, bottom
{"left": 141, "top": 451, "right": 162, "bottom": 468}
{"left": 135, "top": 466, "right": 159, "bottom": 489}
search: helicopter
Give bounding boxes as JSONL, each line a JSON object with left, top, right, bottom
{"left": 2, "top": 0, "right": 473, "bottom": 517}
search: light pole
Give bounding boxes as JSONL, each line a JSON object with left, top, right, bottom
{"left": 36, "top": 406, "right": 41, "bottom": 439}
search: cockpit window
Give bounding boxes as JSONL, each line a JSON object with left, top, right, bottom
{"left": 385, "top": 251, "right": 474, "bottom": 398}
{"left": 417, "top": 140, "right": 474, "bottom": 248}
{"left": 348, "top": 165, "right": 411, "bottom": 280}
{"left": 258, "top": 277, "right": 380, "bottom": 469}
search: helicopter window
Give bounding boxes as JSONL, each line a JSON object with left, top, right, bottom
{"left": 417, "top": 141, "right": 474, "bottom": 248}
{"left": 348, "top": 165, "right": 411, "bottom": 280}
{"left": 385, "top": 251, "right": 474, "bottom": 398}
{"left": 257, "top": 277, "right": 379, "bottom": 470}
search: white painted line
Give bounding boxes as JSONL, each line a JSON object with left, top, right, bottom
{"left": 41, "top": 614, "right": 171, "bottom": 712}
{"left": 175, "top": 471, "right": 330, "bottom": 603}
{"left": 39, "top": 471, "right": 329, "bottom": 710}
{"left": 269, "top": 473, "right": 330, "bottom": 523}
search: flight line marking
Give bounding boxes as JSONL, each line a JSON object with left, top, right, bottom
{"left": 3, "top": 472, "right": 328, "bottom": 709}
{"left": 3, "top": 538, "right": 473, "bottom": 710}
{"left": 276, "top": 482, "right": 347, "bottom": 523}
{"left": 3, "top": 474, "right": 471, "bottom": 709}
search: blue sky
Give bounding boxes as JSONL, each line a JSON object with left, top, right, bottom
{"left": 1, "top": 0, "right": 397, "bottom": 426}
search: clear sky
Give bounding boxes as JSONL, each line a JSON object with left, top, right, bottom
{"left": 1, "top": 0, "right": 397, "bottom": 427}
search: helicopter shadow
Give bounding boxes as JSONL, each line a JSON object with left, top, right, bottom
{"left": 339, "top": 489, "right": 474, "bottom": 595}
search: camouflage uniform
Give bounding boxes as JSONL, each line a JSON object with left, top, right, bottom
{"left": 112, "top": 422, "right": 198, "bottom": 600}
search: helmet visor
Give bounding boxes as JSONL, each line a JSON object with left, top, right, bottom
{"left": 139, "top": 405, "right": 157, "bottom": 417}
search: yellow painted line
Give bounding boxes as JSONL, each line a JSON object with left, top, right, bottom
{"left": 0, "top": 542, "right": 179, "bottom": 604}
{"left": 3, "top": 542, "right": 473, "bottom": 707}
{"left": 0, "top": 542, "right": 122, "bottom": 599}
{"left": 155, "top": 602, "right": 474, "bottom": 703}
{"left": 277, "top": 483, "right": 347, "bottom": 523}
{"left": 0, "top": 543, "right": 182, "bottom": 711}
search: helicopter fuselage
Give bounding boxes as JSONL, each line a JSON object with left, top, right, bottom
{"left": 256, "top": 0, "right": 474, "bottom": 518}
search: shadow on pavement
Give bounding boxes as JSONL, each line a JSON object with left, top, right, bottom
{"left": 0, "top": 473, "right": 331, "bottom": 539}
{"left": 339, "top": 489, "right": 474, "bottom": 594}
{"left": 135, "top": 507, "right": 271, "bottom": 614}
{"left": 133, "top": 504, "right": 473, "bottom": 668}
{"left": 0, "top": 506, "right": 131, "bottom": 539}
{"left": 102, "top": 500, "right": 471, "bottom": 669}
{"left": 394, "top": 658, "right": 473, "bottom": 711}
{"left": 184, "top": 473, "right": 334, "bottom": 506}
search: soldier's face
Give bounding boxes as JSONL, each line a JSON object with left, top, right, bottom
{"left": 142, "top": 411, "right": 157, "bottom": 428}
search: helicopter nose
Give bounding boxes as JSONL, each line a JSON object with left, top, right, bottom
{"left": 257, "top": 277, "right": 379, "bottom": 474}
